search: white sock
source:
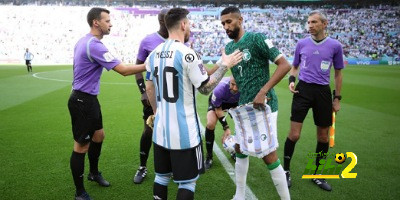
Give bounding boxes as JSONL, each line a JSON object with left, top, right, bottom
{"left": 234, "top": 156, "right": 249, "bottom": 200}
{"left": 269, "top": 165, "right": 290, "bottom": 200}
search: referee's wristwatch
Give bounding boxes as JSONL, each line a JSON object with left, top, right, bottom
{"left": 333, "top": 95, "right": 342, "bottom": 101}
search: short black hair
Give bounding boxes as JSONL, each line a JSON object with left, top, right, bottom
{"left": 164, "top": 8, "right": 189, "bottom": 30}
{"left": 221, "top": 6, "right": 241, "bottom": 16}
{"left": 87, "top": 7, "right": 110, "bottom": 27}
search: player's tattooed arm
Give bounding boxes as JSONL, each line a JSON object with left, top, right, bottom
{"left": 198, "top": 49, "right": 243, "bottom": 95}
{"left": 197, "top": 64, "right": 228, "bottom": 95}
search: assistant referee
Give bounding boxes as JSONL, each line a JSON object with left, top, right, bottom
{"left": 283, "top": 10, "right": 344, "bottom": 192}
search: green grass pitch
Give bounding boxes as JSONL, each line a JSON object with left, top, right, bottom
{"left": 0, "top": 64, "right": 399, "bottom": 199}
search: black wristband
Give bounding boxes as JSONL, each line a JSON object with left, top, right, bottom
{"left": 289, "top": 75, "right": 296, "bottom": 85}
{"left": 136, "top": 78, "right": 146, "bottom": 94}
{"left": 218, "top": 117, "right": 228, "bottom": 130}
{"left": 332, "top": 90, "right": 342, "bottom": 100}
{"left": 223, "top": 125, "right": 230, "bottom": 131}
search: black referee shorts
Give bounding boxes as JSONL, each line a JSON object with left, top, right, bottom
{"left": 207, "top": 95, "right": 238, "bottom": 112}
{"left": 290, "top": 80, "right": 332, "bottom": 127}
{"left": 68, "top": 90, "right": 103, "bottom": 144}
{"left": 153, "top": 143, "right": 204, "bottom": 183}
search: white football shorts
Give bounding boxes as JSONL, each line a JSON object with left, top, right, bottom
{"left": 228, "top": 103, "right": 278, "bottom": 158}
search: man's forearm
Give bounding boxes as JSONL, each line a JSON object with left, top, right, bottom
{"left": 198, "top": 65, "right": 228, "bottom": 95}
{"left": 334, "top": 69, "right": 343, "bottom": 95}
{"left": 206, "top": 64, "right": 219, "bottom": 75}
{"left": 290, "top": 66, "right": 299, "bottom": 77}
{"left": 146, "top": 81, "right": 157, "bottom": 114}
{"left": 260, "top": 58, "right": 291, "bottom": 94}
{"left": 135, "top": 75, "right": 146, "bottom": 94}
{"left": 135, "top": 59, "right": 145, "bottom": 81}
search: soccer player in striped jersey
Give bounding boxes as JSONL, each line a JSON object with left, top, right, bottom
{"left": 220, "top": 6, "right": 291, "bottom": 200}
{"left": 145, "top": 8, "right": 243, "bottom": 200}
{"left": 24, "top": 48, "right": 34, "bottom": 72}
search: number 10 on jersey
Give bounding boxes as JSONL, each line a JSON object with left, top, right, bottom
{"left": 154, "top": 66, "right": 179, "bottom": 103}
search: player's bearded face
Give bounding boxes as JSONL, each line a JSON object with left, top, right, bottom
{"left": 226, "top": 26, "right": 240, "bottom": 39}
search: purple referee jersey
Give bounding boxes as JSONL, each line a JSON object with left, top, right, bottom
{"left": 137, "top": 32, "right": 166, "bottom": 62}
{"left": 72, "top": 33, "right": 121, "bottom": 95}
{"left": 211, "top": 77, "right": 240, "bottom": 107}
{"left": 293, "top": 37, "right": 344, "bottom": 85}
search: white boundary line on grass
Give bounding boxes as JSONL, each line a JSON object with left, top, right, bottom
{"left": 32, "top": 70, "right": 135, "bottom": 85}
{"left": 212, "top": 141, "right": 258, "bottom": 200}
{"left": 32, "top": 70, "right": 71, "bottom": 83}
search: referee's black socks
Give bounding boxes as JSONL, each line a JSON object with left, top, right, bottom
{"left": 70, "top": 151, "right": 86, "bottom": 195}
{"left": 153, "top": 183, "right": 168, "bottom": 200}
{"left": 205, "top": 128, "right": 215, "bottom": 159}
{"left": 177, "top": 188, "right": 194, "bottom": 200}
{"left": 283, "top": 137, "right": 297, "bottom": 171}
{"left": 140, "top": 126, "right": 153, "bottom": 167}
{"left": 315, "top": 141, "right": 329, "bottom": 173}
{"left": 88, "top": 141, "right": 103, "bottom": 175}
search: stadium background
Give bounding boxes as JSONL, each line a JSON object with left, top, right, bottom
{"left": 0, "top": 0, "right": 399, "bottom": 200}
{"left": 1, "top": 0, "right": 399, "bottom": 65}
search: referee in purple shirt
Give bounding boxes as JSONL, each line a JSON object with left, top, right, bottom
{"left": 204, "top": 76, "right": 239, "bottom": 169}
{"left": 283, "top": 10, "right": 344, "bottom": 192}
{"left": 68, "top": 7, "right": 145, "bottom": 200}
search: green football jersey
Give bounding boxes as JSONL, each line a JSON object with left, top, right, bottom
{"left": 225, "top": 32, "right": 282, "bottom": 112}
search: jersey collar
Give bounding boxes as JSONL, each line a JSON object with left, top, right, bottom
{"left": 156, "top": 32, "right": 167, "bottom": 41}
{"left": 234, "top": 32, "right": 248, "bottom": 44}
{"left": 309, "top": 36, "right": 329, "bottom": 46}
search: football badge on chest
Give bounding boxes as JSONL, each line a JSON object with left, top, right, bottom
{"left": 243, "top": 49, "right": 251, "bottom": 62}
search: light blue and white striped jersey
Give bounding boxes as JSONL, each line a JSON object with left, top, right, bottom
{"left": 24, "top": 51, "right": 34, "bottom": 60}
{"left": 146, "top": 39, "right": 209, "bottom": 150}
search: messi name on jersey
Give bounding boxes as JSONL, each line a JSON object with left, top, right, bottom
{"left": 156, "top": 51, "right": 174, "bottom": 58}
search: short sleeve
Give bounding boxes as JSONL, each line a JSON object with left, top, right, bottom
{"left": 185, "top": 50, "right": 209, "bottom": 89}
{"left": 333, "top": 43, "right": 345, "bottom": 70}
{"left": 145, "top": 53, "right": 153, "bottom": 81}
{"left": 89, "top": 40, "right": 121, "bottom": 71}
{"left": 292, "top": 42, "right": 301, "bottom": 67}
{"left": 137, "top": 38, "right": 148, "bottom": 62}
{"left": 256, "top": 33, "right": 283, "bottom": 63}
{"left": 211, "top": 91, "right": 223, "bottom": 107}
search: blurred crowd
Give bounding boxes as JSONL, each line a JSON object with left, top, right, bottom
{"left": 0, "top": 6, "right": 158, "bottom": 64}
{"left": 0, "top": 4, "right": 398, "bottom": 64}
{"left": 191, "top": 5, "right": 399, "bottom": 59}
